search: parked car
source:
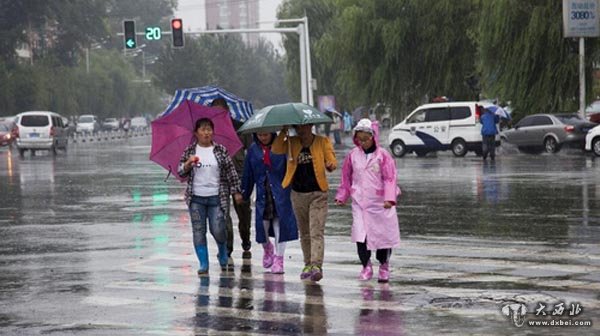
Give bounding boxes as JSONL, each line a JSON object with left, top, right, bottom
{"left": 585, "top": 124, "right": 600, "bottom": 156}
{"left": 130, "top": 117, "right": 148, "bottom": 131}
{"left": 0, "top": 120, "right": 18, "bottom": 147}
{"left": 387, "top": 101, "right": 490, "bottom": 157}
{"left": 500, "top": 114, "right": 596, "bottom": 154}
{"left": 103, "top": 117, "right": 120, "bottom": 131}
{"left": 15, "top": 111, "right": 69, "bottom": 156}
{"left": 76, "top": 114, "right": 100, "bottom": 134}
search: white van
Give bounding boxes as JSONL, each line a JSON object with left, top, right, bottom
{"left": 387, "top": 102, "right": 488, "bottom": 157}
{"left": 16, "top": 111, "right": 69, "bottom": 156}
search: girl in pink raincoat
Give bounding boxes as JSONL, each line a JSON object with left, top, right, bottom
{"left": 334, "top": 118, "right": 401, "bottom": 283}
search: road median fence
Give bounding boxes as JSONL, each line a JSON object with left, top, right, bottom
{"left": 70, "top": 129, "right": 150, "bottom": 144}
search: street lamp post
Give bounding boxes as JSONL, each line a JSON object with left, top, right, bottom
{"left": 125, "top": 44, "right": 147, "bottom": 79}
{"left": 85, "top": 42, "right": 105, "bottom": 74}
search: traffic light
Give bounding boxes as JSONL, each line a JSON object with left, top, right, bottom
{"left": 171, "top": 18, "right": 184, "bottom": 48}
{"left": 123, "top": 20, "right": 137, "bottom": 49}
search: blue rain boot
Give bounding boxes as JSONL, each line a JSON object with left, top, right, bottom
{"left": 195, "top": 245, "right": 209, "bottom": 275}
{"left": 217, "top": 242, "right": 229, "bottom": 270}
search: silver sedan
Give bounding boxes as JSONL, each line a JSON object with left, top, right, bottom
{"left": 501, "top": 114, "right": 596, "bottom": 153}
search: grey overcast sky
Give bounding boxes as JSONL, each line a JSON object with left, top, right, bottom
{"left": 175, "top": 0, "right": 285, "bottom": 51}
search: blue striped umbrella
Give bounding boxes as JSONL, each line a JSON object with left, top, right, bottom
{"left": 161, "top": 86, "right": 253, "bottom": 122}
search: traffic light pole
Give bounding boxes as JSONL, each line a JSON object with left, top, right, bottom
{"left": 119, "top": 19, "right": 314, "bottom": 105}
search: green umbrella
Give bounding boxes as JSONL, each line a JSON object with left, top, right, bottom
{"left": 237, "top": 102, "right": 332, "bottom": 134}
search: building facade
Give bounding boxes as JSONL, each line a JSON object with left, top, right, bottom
{"left": 205, "top": 0, "right": 259, "bottom": 45}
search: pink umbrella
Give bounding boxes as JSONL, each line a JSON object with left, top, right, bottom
{"left": 150, "top": 100, "right": 243, "bottom": 182}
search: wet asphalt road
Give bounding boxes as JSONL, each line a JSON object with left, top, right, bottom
{"left": 0, "top": 132, "right": 599, "bottom": 335}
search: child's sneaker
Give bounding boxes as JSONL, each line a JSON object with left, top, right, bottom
{"left": 300, "top": 265, "right": 312, "bottom": 280}
{"left": 378, "top": 262, "right": 390, "bottom": 283}
{"left": 310, "top": 265, "right": 323, "bottom": 282}
{"left": 358, "top": 262, "right": 373, "bottom": 281}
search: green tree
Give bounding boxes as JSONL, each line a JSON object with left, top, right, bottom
{"left": 153, "top": 35, "right": 290, "bottom": 109}
{"left": 278, "top": 0, "right": 338, "bottom": 103}
{"left": 280, "top": 0, "right": 479, "bottom": 119}
{"left": 477, "top": 0, "right": 600, "bottom": 118}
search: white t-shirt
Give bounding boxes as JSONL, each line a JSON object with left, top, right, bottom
{"left": 192, "top": 145, "right": 220, "bottom": 196}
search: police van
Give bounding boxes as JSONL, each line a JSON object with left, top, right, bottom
{"left": 387, "top": 102, "right": 487, "bottom": 157}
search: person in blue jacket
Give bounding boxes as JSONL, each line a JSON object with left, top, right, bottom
{"left": 480, "top": 108, "right": 500, "bottom": 161}
{"left": 241, "top": 132, "right": 299, "bottom": 273}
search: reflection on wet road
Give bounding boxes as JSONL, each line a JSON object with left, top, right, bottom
{"left": 0, "top": 135, "right": 598, "bottom": 335}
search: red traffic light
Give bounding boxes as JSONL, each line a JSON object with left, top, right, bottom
{"left": 171, "top": 19, "right": 182, "bottom": 30}
{"left": 171, "top": 18, "right": 184, "bottom": 48}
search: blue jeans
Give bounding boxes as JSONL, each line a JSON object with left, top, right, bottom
{"left": 189, "top": 195, "right": 227, "bottom": 247}
{"left": 333, "top": 130, "right": 341, "bottom": 145}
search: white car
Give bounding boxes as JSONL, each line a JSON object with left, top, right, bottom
{"left": 585, "top": 124, "right": 600, "bottom": 156}
{"left": 76, "top": 114, "right": 100, "bottom": 134}
{"left": 103, "top": 118, "right": 120, "bottom": 131}
{"left": 387, "top": 102, "right": 491, "bottom": 157}
{"left": 15, "top": 111, "right": 69, "bottom": 156}
{"left": 130, "top": 117, "right": 148, "bottom": 130}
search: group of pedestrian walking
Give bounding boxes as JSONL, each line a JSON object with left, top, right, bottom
{"left": 177, "top": 101, "right": 402, "bottom": 283}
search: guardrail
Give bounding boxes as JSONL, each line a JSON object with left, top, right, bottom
{"left": 70, "top": 129, "right": 150, "bottom": 143}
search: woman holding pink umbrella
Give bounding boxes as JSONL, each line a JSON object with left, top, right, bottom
{"left": 178, "top": 117, "right": 243, "bottom": 275}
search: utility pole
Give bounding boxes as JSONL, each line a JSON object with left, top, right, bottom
{"left": 579, "top": 37, "right": 585, "bottom": 119}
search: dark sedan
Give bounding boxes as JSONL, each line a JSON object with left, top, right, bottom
{"left": 0, "top": 121, "right": 18, "bottom": 147}
{"left": 500, "top": 114, "right": 596, "bottom": 153}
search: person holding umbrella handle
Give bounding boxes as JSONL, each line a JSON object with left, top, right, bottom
{"left": 272, "top": 124, "right": 337, "bottom": 282}
{"left": 179, "top": 118, "right": 243, "bottom": 275}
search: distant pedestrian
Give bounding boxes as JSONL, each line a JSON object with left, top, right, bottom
{"left": 334, "top": 118, "right": 401, "bottom": 283}
{"left": 178, "top": 117, "right": 243, "bottom": 275}
{"left": 327, "top": 108, "right": 342, "bottom": 145}
{"left": 241, "top": 132, "right": 298, "bottom": 274}
{"left": 480, "top": 108, "right": 500, "bottom": 161}
{"left": 343, "top": 111, "right": 353, "bottom": 134}
{"left": 272, "top": 124, "right": 337, "bottom": 282}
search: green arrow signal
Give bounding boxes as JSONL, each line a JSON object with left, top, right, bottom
{"left": 126, "top": 39, "right": 136, "bottom": 48}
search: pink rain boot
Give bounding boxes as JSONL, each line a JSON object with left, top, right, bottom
{"left": 378, "top": 262, "right": 390, "bottom": 283}
{"left": 358, "top": 261, "right": 373, "bottom": 281}
{"left": 262, "top": 242, "right": 274, "bottom": 269}
{"left": 271, "top": 255, "right": 284, "bottom": 274}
